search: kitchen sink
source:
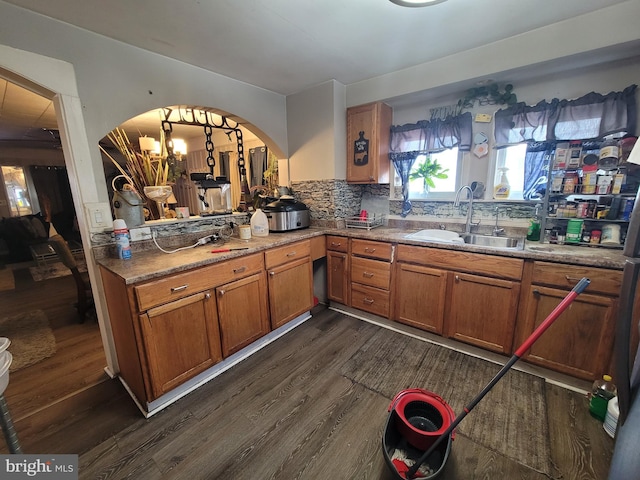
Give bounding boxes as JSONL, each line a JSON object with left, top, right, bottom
{"left": 404, "top": 229, "right": 464, "bottom": 244}
{"left": 461, "top": 234, "right": 521, "bottom": 248}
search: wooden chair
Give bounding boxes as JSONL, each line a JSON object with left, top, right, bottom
{"left": 48, "top": 234, "right": 93, "bottom": 323}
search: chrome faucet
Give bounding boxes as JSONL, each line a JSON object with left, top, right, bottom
{"left": 493, "top": 206, "right": 505, "bottom": 236}
{"left": 454, "top": 185, "right": 479, "bottom": 234}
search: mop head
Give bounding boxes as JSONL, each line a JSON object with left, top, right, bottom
{"left": 391, "top": 446, "right": 435, "bottom": 478}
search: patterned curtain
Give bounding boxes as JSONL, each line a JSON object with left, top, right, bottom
{"left": 390, "top": 112, "right": 472, "bottom": 217}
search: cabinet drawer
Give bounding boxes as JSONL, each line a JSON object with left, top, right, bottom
{"left": 397, "top": 245, "right": 523, "bottom": 281}
{"left": 264, "top": 240, "right": 310, "bottom": 269}
{"left": 351, "top": 283, "right": 390, "bottom": 318}
{"left": 135, "top": 253, "right": 264, "bottom": 311}
{"left": 351, "top": 239, "right": 393, "bottom": 261}
{"left": 531, "top": 261, "right": 622, "bottom": 296}
{"left": 326, "top": 235, "right": 348, "bottom": 253}
{"left": 351, "top": 256, "right": 390, "bottom": 289}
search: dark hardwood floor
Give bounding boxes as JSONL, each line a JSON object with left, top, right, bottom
{"left": 0, "top": 265, "right": 614, "bottom": 478}
{"left": 12, "top": 307, "right": 612, "bottom": 479}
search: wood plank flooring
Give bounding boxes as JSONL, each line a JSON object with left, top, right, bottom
{"left": 64, "top": 308, "right": 612, "bottom": 480}
{"left": 0, "top": 265, "right": 111, "bottom": 451}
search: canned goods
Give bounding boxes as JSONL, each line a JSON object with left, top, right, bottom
{"left": 590, "top": 230, "right": 602, "bottom": 244}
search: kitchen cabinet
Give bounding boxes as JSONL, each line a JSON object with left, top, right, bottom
{"left": 350, "top": 239, "right": 394, "bottom": 317}
{"left": 394, "top": 262, "right": 447, "bottom": 334}
{"left": 100, "top": 252, "right": 268, "bottom": 404}
{"left": 139, "top": 290, "right": 221, "bottom": 399}
{"left": 265, "top": 240, "right": 314, "bottom": 329}
{"left": 515, "top": 261, "right": 621, "bottom": 380}
{"left": 346, "top": 102, "right": 392, "bottom": 184}
{"left": 395, "top": 245, "right": 523, "bottom": 354}
{"left": 326, "top": 235, "right": 349, "bottom": 305}
{"left": 216, "top": 272, "right": 270, "bottom": 357}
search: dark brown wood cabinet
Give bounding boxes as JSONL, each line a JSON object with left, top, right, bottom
{"left": 350, "top": 239, "right": 393, "bottom": 317}
{"left": 346, "top": 102, "right": 392, "bottom": 184}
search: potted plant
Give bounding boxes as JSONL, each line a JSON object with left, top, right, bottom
{"left": 409, "top": 156, "right": 449, "bottom": 193}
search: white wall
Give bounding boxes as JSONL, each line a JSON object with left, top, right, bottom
{"left": 287, "top": 80, "right": 346, "bottom": 181}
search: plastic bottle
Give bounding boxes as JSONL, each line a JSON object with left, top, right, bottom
{"left": 113, "top": 218, "right": 132, "bottom": 260}
{"left": 493, "top": 168, "right": 511, "bottom": 199}
{"left": 588, "top": 374, "right": 617, "bottom": 422}
{"left": 526, "top": 204, "right": 541, "bottom": 241}
{"left": 250, "top": 208, "right": 269, "bottom": 237}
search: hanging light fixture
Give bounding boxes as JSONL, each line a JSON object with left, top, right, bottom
{"left": 389, "top": 0, "right": 447, "bottom": 6}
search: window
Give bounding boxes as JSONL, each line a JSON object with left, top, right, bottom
{"left": 1, "top": 166, "right": 33, "bottom": 216}
{"left": 407, "top": 148, "right": 459, "bottom": 199}
{"left": 493, "top": 144, "right": 527, "bottom": 200}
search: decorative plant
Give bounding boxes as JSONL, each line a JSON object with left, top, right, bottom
{"left": 458, "top": 83, "right": 517, "bottom": 109}
{"left": 409, "top": 157, "right": 449, "bottom": 191}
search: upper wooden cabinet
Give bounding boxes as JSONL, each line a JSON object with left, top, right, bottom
{"left": 346, "top": 102, "right": 392, "bottom": 184}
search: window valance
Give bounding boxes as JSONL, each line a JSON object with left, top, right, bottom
{"left": 495, "top": 84, "right": 637, "bottom": 146}
{"left": 389, "top": 111, "right": 472, "bottom": 154}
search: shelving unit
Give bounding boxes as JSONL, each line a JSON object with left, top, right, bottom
{"left": 539, "top": 140, "right": 637, "bottom": 248}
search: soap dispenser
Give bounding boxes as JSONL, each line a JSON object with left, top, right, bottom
{"left": 494, "top": 168, "right": 511, "bottom": 199}
{"left": 527, "top": 204, "right": 541, "bottom": 241}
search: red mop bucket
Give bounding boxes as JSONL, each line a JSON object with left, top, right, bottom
{"left": 389, "top": 389, "right": 455, "bottom": 451}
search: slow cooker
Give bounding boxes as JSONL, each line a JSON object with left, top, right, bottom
{"left": 262, "top": 197, "right": 310, "bottom": 232}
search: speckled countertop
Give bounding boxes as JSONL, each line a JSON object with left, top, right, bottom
{"left": 97, "top": 225, "right": 628, "bottom": 284}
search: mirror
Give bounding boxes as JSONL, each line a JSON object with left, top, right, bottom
{"left": 99, "top": 106, "right": 285, "bottom": 221}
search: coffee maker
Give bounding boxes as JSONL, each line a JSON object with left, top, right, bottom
{"left": 190, "top": 173, "right": 232, "bottom": 216}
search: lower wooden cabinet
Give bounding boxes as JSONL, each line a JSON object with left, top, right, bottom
{"left": 216, "top": 272, "right": 270, "bottom": 357}
{"left": 327, "top": 250, "right": 349, "bottom": 304}
{"left": 393, "top": 262, "right": 447, "bottom": 334}
{"left": 267, "top": 256, "right": 313, "bottom": 329}
{"left": 518, "top": 285, "right": 616, "bottom": 380}
{"left": 445, "top": 272, "right": 520, "bottom": 354}
{"left": 139, "top": 290, "right": 222, "bottom": 399}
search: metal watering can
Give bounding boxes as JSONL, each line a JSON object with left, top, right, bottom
{"left": 112, "top": 175, "right": 145, "bottom": 228}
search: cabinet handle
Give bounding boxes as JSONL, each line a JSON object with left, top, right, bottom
{"left": 218, "top": 289, "right": 225, "bottom": 297}
{"left": 204, "top": 292, "right": 211, "bottom": 300}
{"left": 363, "top": 297, "right": 374, "bottom": 304}
{"left": 533, "top": 289, "right": 540, "bottom": 297}
{"left": 363, "top": 272, "right": 374, "bottom": 278}
{"left": 269, "top": 271, "right": 275, "bottom": 277}
{"left": 565, "top": 275, "right": 582, "bottom": 283}
{"left": 286, "top": 251, "right": 297, "bottom": 257}
{"left": 233, "top": 266, "right": 247, "bottom": 274}
{"left": 330, "top": 242, "right": 342, "bottom": 247}
{"left": 455, "top": 275, "right": 460, "bottom": 282}
{"left": 364, "top": 247, "right": 376, "bottom": 253}
{"left": 171, "top": 284, "right": 188, "bottom": 293}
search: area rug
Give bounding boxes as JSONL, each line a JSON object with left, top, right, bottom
{"left": 29, "top": 261, "right": 86, "bottom": 282}
{"left": 0, "top": 268, "right": 14, "bottom": 291}
{"left": 0, "top": 310, "right": 57, "bottom": 372}
{"left": 341, "top": 328, "right": 555, "bottom": 477}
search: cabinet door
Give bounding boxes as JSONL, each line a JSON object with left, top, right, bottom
{"left": 139, "top": 290, "right": 222, "bottom": 400}
{"left": 446, "top": 272, "right": 520, "bottom": 354}
{"left": 268, "top": 256, "right": 314, "bottom": 329}
{"left": 346, "top": 102, "right": 391, "bottom": 184}
{"left": 394, "top": 263, "right": 447, "bottom": 334}
{"left": 327, "top": 250, "right": 349, "bottom": 304}
{"left": 216, "top": 272, "right": 270, "bottom": 357}
{"left": 520, "top": 285, "right": 616, "bottom": 380}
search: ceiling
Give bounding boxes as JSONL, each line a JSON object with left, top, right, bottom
{"left": 0, "top": 0, "right": 634, "bottom": 148}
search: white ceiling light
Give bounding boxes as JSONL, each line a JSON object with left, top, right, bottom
{"left": 389, "top": 0, "right": 447, "bottom": 6}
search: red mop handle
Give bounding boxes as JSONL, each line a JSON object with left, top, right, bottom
{"left": 514, "top": 276, "right": 591, "bottom": 357}
{"left": 405, "top": 276, "right": 590, "bottom": 479}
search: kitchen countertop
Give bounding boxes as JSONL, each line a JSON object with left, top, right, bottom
{"left": 97, "top": 226, "right": 628, "bottom": 284}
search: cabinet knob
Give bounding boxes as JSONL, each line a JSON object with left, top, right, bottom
{"left": 269, "top": 271, "right": 275, "bottom": 277}
{"left": 204, "top": 292, "right": 211, "bottom": 300}
{"left": 218, "top": 289, "right": 225, "bottom": 297}
{"left": 533, "top": 289, "right": 540, "bottom": 297}
{"left": 455, "top": 275, "right": 460, "bottom": 282}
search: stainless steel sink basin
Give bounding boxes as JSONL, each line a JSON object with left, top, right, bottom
{"left": 461, "top": 234, "right": 521, "bottom": 248}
